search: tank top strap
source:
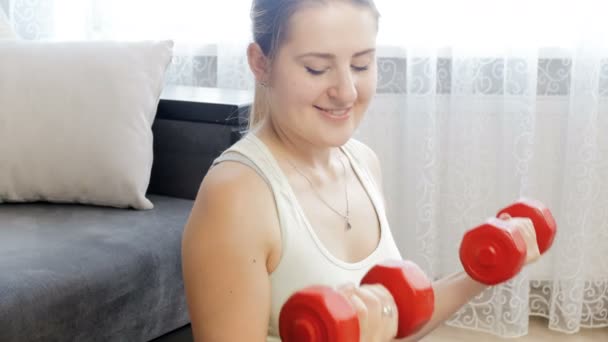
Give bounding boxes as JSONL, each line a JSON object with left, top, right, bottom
{"left": 212, "top": 150, "right": 269, "bottom": 186}
{"left": 340, "top": 138, "right": 387, "bottom": 217}
{"left": 211, "top": 133, "right": 292, "bottom": 194}
{"left": 211, "top": 133, "right": 302, "bottom": 254}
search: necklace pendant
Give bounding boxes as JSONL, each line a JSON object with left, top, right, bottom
{"left": 346, "top": 220, "right": 352, "bottom": 230}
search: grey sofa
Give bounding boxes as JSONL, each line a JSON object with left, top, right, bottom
{"left": 0, "top": 86, "right": 251, "bottom": 342}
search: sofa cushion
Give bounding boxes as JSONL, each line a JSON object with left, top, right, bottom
{"left": 0, "top": 195, "right": 192, "bottom": 342}
{"left": 0, "top": 40, "right": 173, "bottom": 209}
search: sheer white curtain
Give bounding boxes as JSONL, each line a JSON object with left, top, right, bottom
{"left": 6, "top": 0, "right": 608, "bottom": 337}
{"left": 358, "top": 1, "right": 608, "bottom": 336}
{"left": 360, "top": 45, "right": 608, "bottom": 336}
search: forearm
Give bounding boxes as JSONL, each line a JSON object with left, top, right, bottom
{"left": 395, "top": 271, "right": 489, "bottom": 341}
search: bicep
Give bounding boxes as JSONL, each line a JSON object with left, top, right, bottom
{"left": 182, "top": 225, "right": 271, "bottom": 341}
{"left": 181, "top": 165, "right": 276, "bottom": 341}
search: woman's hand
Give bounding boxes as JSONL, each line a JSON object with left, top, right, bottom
{"left": 337, "top": 283, "right": 398, "bottom": 342}
{"left": 499, "top": 213, "right": 541, "bottom": 265}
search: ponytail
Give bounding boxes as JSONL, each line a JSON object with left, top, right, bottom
{"left": 247, "top": 82, "right": 269, "bottom": 131}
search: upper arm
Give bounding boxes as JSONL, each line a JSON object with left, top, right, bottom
{"left": 181, "top": 162, "right": 280, "bottom": 341}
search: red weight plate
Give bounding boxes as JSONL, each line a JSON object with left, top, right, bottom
{"left": 497, "top": 199, "right": 557, "bottom": 254}
{"left": 460, "top": 218, "right": 527, "bottom": 285}
{"left": 279, "top": 285, "right": 359, "bottom": 342}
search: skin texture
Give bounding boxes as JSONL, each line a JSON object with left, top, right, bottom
{"left": 181, "top": 1, "right": 542, "bottom": 341}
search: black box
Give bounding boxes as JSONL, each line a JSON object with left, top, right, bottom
{"left": 148, "top": 86, "right": 253, "bottom": 199}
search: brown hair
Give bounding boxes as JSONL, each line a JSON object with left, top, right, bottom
{"left": 247, "top": 0, "right": 380, "bottom": 130}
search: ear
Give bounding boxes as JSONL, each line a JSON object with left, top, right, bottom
{"left": 247, "top": 42, "right": 270, "bottom": 85}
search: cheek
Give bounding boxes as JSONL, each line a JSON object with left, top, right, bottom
{"left": 271, "top": 79, "right": 317, "bottom": 120}
{"left": 357, "top": 71, "right": 377, "bottom": 103}
{"left": 288, "top": 78, "right": 323, "bottom": 107}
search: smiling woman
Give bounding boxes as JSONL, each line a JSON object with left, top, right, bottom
{"left": 245, "top": 0, "right": 379, "bottom": 146}
{"left": 181, "top": 3, "right": 409, "bottom": 340}
{"left": 7, "top": 0, "right": 607, "bottom": 338}
{"left": 179, "top": 1, "right": 546, "bottom": 342}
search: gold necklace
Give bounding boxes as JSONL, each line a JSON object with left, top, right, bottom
{"left": 286, "top": 154, "right": 351, "bottom": 230}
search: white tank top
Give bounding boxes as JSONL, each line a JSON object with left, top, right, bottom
{"left": 212, "top": 133, "right": 403, "bottom": 341}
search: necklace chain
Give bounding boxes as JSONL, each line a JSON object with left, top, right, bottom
{"left": 285, "top": 154, "right": 351, "bottom": 230}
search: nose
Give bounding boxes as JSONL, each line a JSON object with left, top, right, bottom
{"left": 327, "top": 67, "right": 357, "bottom": 105}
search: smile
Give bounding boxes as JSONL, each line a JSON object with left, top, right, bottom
{"left": 314, "top": 106, "right": 352, "bottom": 120}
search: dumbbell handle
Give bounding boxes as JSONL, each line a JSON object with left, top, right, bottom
{"left": 361, "top": 260, "right": 435, "bottom": 338}
{"left": 460, "top": 198, "right": 557, "bottom": 285}
{"left": 497, "top": 198, "right": 556, "bottom": 254}
{"left": 279, "top": 260, "right": 435, "bottom": 342}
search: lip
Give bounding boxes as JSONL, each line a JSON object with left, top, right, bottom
{"left": 314, "top": 106, "right": 352, "bottom": 121}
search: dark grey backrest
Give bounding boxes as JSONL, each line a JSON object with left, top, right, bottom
{"left": 147, "top": 86, "right": 252, "bottom": 200}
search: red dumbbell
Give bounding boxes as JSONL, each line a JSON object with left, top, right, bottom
{"left": 279, "top": 260, "right": 435, "bottom": 342}
{"left": 459, "top": 198, "right": 557, "bottom": 285}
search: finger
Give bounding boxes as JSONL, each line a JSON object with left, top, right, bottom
{"left": 355, "top": 286, "right": 386, "bottom": 341}
{"left": 348, "top": 292, "right": 369, "bottom": 330}
{"left": 337, "top": 282, "right": 356, "bottom": 290}
{"left": 365, "top": 285, "right": 399, "bottom": 338}
{"left": 516, "top": 218, "right": 541, "bottom": 264}
{"left": 336, "top": 283, "right": 356, "bottom": 301}
{"left": 526, "top": 218, "right": 537, "bottom": 239}
{"left": 336, "top": 282, "right": 357, "bottom": 298}
{"left": 521, "top": 218, "right": 537, "bottom": 242}
{"left": 498, "top": 212, "right": 512, "bottom": 220}
{"left": 366, "top": 284, "right": 399, "bottom": 341}
{"left": 365, "top": 284, "right": 397, "bottom": 314}
{"left": 355, "top": 286, "right": 382, "bottom": 315}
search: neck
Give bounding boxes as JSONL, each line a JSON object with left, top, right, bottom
{"left": 254, "top": 118, "right": 352, "bottom": 231}
{"left": 257, "top": 118, "right": 339, "bottom": 172}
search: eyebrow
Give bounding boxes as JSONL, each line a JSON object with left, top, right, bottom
{"left": 296, "top": 48, "right": 376, "bottom": 60}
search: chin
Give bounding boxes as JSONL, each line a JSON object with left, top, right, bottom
{"left": 318, "top": 127, "right": 356, "bottom": 147}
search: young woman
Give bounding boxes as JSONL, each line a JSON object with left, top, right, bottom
{"left": 182, "top": 1, "right": 542, "bottom": 340}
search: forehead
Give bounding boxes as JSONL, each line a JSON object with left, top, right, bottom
{"left": 282, "top": 1, "right": 377, "bottom": 55}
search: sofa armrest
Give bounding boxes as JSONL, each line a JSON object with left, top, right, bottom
{"left": 147, "top": 86, "right": 252, "bottom": 200}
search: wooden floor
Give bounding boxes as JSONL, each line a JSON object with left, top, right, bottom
{"left": 423, "top": 317, "right": 608, "bottom": 341}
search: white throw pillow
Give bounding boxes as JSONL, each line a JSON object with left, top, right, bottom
{"left": 0, "top": 8, "right": 16, "bottom": 39}
{"left": 0, "top": 40, "right": 174, "bottom": 209}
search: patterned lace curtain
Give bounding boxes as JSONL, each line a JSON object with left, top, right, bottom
{"left": 5, "top": 0, "right": 607, "bottom": 337}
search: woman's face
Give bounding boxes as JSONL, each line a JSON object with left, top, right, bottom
{"left": 267, "top": 1, "right": 378, "bottom": 147}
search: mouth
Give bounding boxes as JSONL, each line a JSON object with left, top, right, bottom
{"left": 314, "top": 106, "right": 352, "bottom": 120}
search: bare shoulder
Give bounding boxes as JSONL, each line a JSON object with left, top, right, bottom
{"left": 181, "top": 160, "right": 280, "bottom": 341}
{"left": 186, "top": 161, "right": 275, "bottom": 234}
{"left": 184, "top": 159, "right": 281, "bottom": 266}
{"left": 348, "top": 138, "right": 383, "bottom": 188}
{"left": 194, "top": 160, "right": 275, "bottom": 215}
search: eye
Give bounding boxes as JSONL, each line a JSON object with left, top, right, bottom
{"left": 352, "top": 65, "right": 369, "bottom": 72}
{"left": 306, "top": 67, "right": 326, "bottom": 76}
